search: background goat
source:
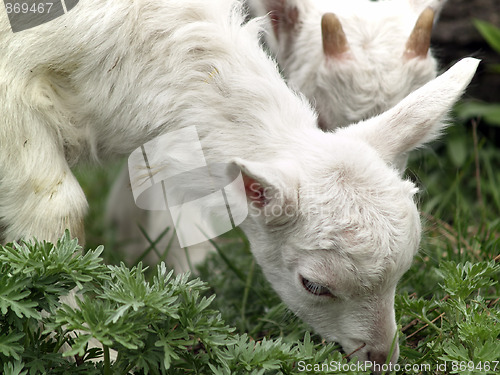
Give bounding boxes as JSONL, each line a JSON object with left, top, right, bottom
{"left": 248, "top": 0, "right": 448, "bottom": 128}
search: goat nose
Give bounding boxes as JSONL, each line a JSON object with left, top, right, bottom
{"left": 367, "top": 342, "right": 399, "bottom": 366}
{"left": 367, "top": 351, "right": 389, "bottom": 366}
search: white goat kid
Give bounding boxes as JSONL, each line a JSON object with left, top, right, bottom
{"left": 107, "top": 0, "right": 447, "bottom": 270}
{"left": 248, "top": 0, "right": 448, "bottom": 128}
{"left": 0, "top": 0, "right": 478, "bottom": 367}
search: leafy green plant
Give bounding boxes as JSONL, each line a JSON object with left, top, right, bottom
{"left": 0, "top": 232, "right": 356, "bottom": 375}
{"left": 396, "top": 260, "right": 500, "bottom": 374}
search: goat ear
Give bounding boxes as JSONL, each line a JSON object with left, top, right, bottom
{"left": 408, "top": 0, "right": 448, "bottom": 18}
{"left": 253, "top": 0, "right": 306, "bottom": 39}
{"left": 338, "top": 58, "right": 480, "bottom": 165}
{"left": 232, "top": 158, "right": 297, "bottom": 222}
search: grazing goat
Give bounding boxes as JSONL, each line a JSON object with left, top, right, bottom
{"left": 107, "top": 0, "right": 448, "bottom": 269}
{"left": 0, "top": 0, "right": 478, "bottom": 366}
{"left": 107, "top": 0, "right": 474, "bottom": 365}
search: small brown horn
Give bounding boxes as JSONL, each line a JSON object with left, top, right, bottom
{"left": 321, "top": 13, "right": 349, "bottom": 58}
{"left": 404, "top": 7, "right": 435, "bottom": 59}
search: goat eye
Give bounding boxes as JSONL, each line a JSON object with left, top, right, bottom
{"left": 300, "top": 275, "right": 333, "bottom": 297}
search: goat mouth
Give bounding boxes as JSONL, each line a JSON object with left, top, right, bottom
{"left": 343, "top": 342, "right": 367, "bottom": 359}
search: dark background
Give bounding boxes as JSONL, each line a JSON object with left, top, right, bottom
{"left": 434, "top": 0, "right": 500, "bottom": 103}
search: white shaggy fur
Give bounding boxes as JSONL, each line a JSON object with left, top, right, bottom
{"left": 248, "top": 0, "right": 447, "bottom": 128}
{"left": 108, "top": 0, "right": 449, "bottom": 272}
{"left": 0, "top": 0, "right": 478, "bottom": 366}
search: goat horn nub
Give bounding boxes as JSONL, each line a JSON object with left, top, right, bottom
{"left": 321, "top": 13, "right": 349, "bottom": 58}
{"left": 404, "top": 7, "right": 435, "bottom": 59}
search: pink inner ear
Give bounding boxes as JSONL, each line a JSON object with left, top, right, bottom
{"left": 270, "top": 12, "right": 281, "bottom": 39}
{"left": 242, "top": 174, "right": 267, "bottom": 207}
{"left": 266, "top": 0, "right": 284, "bottom": 39}
{"left": 266, "top": 0, "right": 299, "bottom": 39}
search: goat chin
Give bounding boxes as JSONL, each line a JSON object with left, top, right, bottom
{"left": 0, "top": 0, "right": 478, "bottom": 366}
